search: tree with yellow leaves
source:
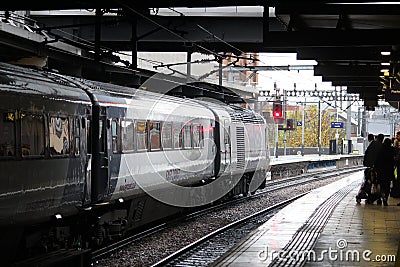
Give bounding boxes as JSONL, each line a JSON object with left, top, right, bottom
{"left": 279, "top": 105, "right": 345, "bottom": 147}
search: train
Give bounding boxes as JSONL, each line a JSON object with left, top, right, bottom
{"left": 0, "top": 62, "right": 270, "bottom": 263}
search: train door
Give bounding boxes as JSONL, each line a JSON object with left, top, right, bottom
{"left": 92, "top": 106, "right": 111, "bottom": 202}
{"left": 222, "top": 119, "right": 231, "bottom": 172}
{"left": 100, "top": 109, "right": 111, "bottom": 195}
{"left": 83, "top": 115, "right": 92, "bottom": 205}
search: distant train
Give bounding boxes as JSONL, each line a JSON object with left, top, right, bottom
{"left": 0, "top": 62, "right": 269, "bottom": 263}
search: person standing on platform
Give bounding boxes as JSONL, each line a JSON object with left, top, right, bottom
{"left": 362, "top": 134, "right": 382, "bottom": 204}
{"left": 375, "top": 138, "right": 395, "bottom": 206}
{"left": 363, "top": 134, "right": 381, "bottom": 168}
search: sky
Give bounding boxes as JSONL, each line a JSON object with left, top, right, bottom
{"left": 257, "top": 53, "right": 363, "bottom": 112}
{"left": 258, "top": 53, "right": 332, "bottom": 92}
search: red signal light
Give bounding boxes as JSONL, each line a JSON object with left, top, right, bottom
{"left": 287, "top": 119, "right": 294, "bottom": 129}
{"left": 272, "top": 102, "right": 283, "bottom": 119}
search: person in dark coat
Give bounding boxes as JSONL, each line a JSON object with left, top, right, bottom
{"left": 374, "top": 138, "right": 395, "bottom": 206}
{"left": 362, "top": 134, "right": 382, "bottom": 204}
{"left": 363, "top": 134, "right": 382, "bottom": 168}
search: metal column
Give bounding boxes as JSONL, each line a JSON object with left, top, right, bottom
{"left": 131, "top": 16, "right": 138, "bottom": 69}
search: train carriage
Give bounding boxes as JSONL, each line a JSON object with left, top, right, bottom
{"left": 0, "top": 64, "right": 92, "bottom": 226}
{"left": 82, "top": 82, "right": 217, "bottom": 208}
{"left": 0, "top": 62, "right": 270, "bottom": 264}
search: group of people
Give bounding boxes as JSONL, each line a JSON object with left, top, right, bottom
{"left": 363, "top": 132, "right": 400, "bottom": 206}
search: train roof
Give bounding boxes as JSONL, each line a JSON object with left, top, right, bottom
{"left": 70, "top": 73, "right": 224, "bottom": 109}
{"left": 81, "top": 77, "right": 265, "bottom": 124}
{"left": 0, "top": 62, "right": 91, "bottom": 103}
{"left": 0, "top": 62, "right": 265, "bottom": 124}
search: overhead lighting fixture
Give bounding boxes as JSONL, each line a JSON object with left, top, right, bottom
{"left": 54, "top": 214, "right": 62, "bottom": 220}
{"left": 381, "top": 62, "right": 390, "bottom": 66}
{"left": 381, "top": 51, "right": 391, "bottom": 56}
{"left": 380, "top": 68, "right": 390, "bottom": 73}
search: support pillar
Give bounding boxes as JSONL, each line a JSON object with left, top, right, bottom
{"left": 218, "top": 58, "right": 223, "bottom": 86}
{"left": 186, "top": 52, "right": 192, "bottom": 82}
{"left": 131, "top": 16, "right": 138, "bottom": 69}
{"left": 95, "top": 8, "right": 102, "bottom": 62}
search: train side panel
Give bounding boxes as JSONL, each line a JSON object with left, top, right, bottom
{"left": 0, "top": 67, "right": 91, "bottom": 226}
{"left": 88, "top": 91, "right": 216, "bottom": 204}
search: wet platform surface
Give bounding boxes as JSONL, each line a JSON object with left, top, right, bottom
{"left": 270, "top": 154, "right": 358, "bottom": 165}
{"left": 214, "top": 171, "right": 400, "bottom": 266}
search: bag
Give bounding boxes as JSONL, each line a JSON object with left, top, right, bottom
{"left": 371, "top": 183, "right": 381, "bottom": 195}
{"left": 370, "top": 168, "right": 378, "bottom": 184}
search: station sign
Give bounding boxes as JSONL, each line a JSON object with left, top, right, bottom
{"left": 385, "top": 88, "right": 400, "bottom": 101}
{"left": 331, "top": 122, "right": 344, "bottom": 129}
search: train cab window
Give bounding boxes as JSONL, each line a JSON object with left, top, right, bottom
{"left": 224, "top": 127, "right": 230, "bottom": 145}
{"left": 21, "top": 113, "right": 45, "bottom": 157}
{"left": 183, "top": 124, "right": 192, "bottom": 149}
{"left": 192, "top": 124, "right": 201, "bottom": 148}
{"left": 149, "top": 121, "right": 161, "bottom": 151}
{"left": 199, "top": 125, "right": 204, "bottom": 147}
{"left": 121, "top": 119, "right": 134, "bottom": 152}
{"left": 0, "top": 112, "right": 15, "bottom": 157}
{"left": 136, "top": 121, "right": 148, "bottom": 151}
{"left": 173, "top": 123, "right": 182, "bottom": 149}
{"left": 74, "top": 118, "right": 80, "bottom": 156}
{"left": 49, "top": 117, "right": 70, "bottom": 156}
{"left": 111, "top": 119, "right": 120, "bottom": 153}
{"left": 161, "top": 122, "right": 172, "bottom": 149}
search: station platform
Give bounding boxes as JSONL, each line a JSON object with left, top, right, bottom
{"left": 214, "top": 171, "right": 400, "bottom": 266}
{"left": 268, "top": 153, "right": 362, "bottom": 181}
{"left": 270, "top": 153, "right": 360, "bottom": 165}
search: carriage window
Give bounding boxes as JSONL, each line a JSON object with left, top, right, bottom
{"left": 21, "top": 113, "right": 45, "bottom": 156}
{"left": 161, "top": 122, "right": 172, "bottom": 149}
{"left": 136, "top": 121, "right": 148, "bottom": 151}
{"left": 122, "top": 119, "right": 134, "bottom": 152}
{"left": 99, "top": 120, "right": 104, "bottom": 152}
{"left": 74, "top": 118, "right": 80, "bottom": 155}
{"left": 173, "top": 123, "right": 182, "bottom": 149}
{"left": 150, "top": 121, "right": 161, "bottom": 151}
{"left": 183, "top": 124, "right": 192, "bottom": 149}
{"left": 192, "top": 124, "right": 201, "bottom": 148}
{"left": 86, "top": 119, "right": 91, "bottom": 154}
{"left": 49, "top": 117, "right": 70, "bottom": 156}
{"left": 0, "top": 112, "right": 15, "bottom": 157}
{"left": 111, "top": 119, "right": 120, "bottom": 153}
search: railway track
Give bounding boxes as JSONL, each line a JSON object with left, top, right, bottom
{"left": 150, "top": 194, "right": 306, "bottom": 267}
{"left": 91, "top": 166, "right": 364, "bottom": 265}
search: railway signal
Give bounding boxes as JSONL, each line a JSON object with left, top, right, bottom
{"left": 287, "top": 119, "right": 294, "bottom": 130}
{"left": 272, "top": 101, "right": 283, "bottom": 119}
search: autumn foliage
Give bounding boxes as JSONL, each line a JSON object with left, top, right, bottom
{"left": 277, "top": 105, "right": 345, "bottom": 147}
